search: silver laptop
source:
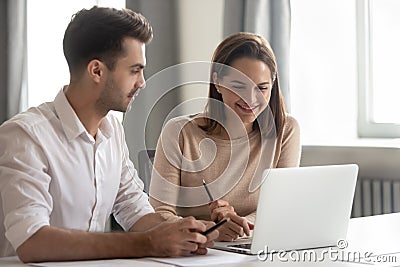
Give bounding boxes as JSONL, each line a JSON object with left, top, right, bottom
{"left": 213, "top": 164, "right": 359, "bottom": 255}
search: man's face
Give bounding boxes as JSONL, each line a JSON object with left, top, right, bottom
{"left": 98, "top": 37, "right": 146, "bottom": 113}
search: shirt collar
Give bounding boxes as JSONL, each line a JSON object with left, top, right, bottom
{"left": 54, "top": 87, "right": 113, "bottom": 141}
{"left": 99, "top": 115, "right": 113, "bottom": 140}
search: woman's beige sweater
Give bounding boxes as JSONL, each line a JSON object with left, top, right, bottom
{"left": 149, "top": 114, "right": 301, "bottom": 223}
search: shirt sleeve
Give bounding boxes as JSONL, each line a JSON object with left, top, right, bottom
{"left": 276, "top": 115, "right": 302, "bottom": 168}
{"left": 112, "top": 124, "right": 154, "bottom": 231}
{"left": 0, "top": 122, "right": 52, "bottom": 251}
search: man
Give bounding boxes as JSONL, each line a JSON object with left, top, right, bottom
{"left": 0, "top": 6, "right": 217, "bottom": 263}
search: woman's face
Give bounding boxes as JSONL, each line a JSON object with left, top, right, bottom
{"left": 214, "top": 57, "right": 273, "bottom": 128}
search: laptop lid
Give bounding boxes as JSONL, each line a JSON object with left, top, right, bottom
{"left": 214, "top": 164, "right": 358, "bottom": 255}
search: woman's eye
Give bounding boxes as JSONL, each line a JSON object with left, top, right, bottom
{"left": 232, "top": 86, "right": 246, "bottom": 90}
{"left": 258, "top": 87, "right": 269, "bottom": 91}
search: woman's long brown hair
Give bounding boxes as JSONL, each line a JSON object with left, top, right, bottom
{"left": 200, "top": 32, "right": 287, "bottom": 137}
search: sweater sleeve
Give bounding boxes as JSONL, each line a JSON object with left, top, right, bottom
{"left": 276, "top": 115, "right": 301, "bottom": 168}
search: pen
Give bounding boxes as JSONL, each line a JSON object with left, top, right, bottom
{"left": 202, "top": 179, "right": 214, "bottom": 202}
{"left": 201, "top": 217, "right": 230, "bottom": 235}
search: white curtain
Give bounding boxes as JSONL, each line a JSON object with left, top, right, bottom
{"left": 0, "top": 1, "right": 6, "bottom": 123}
{"left": 1, "top": 0, "right": 28, "bottom": 123}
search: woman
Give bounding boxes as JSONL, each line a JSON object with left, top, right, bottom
{"left": 149, "top": 32, "right": 301, "bottom": 241}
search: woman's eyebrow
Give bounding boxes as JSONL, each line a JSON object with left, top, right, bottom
{"left": 230, "top": 80, "right": 270, "bottom": 86}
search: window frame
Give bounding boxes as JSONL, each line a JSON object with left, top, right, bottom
{"left": 357, "top": 0, "right": 400, "bottom": 138}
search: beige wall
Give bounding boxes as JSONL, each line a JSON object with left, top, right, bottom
{"left": 124, "top": 0, "right": 225, "bottom": 165}
{"left": 301, "top": 145, "right": 400, "bottom": 181}
{"left": 177, "top": 0, "right": 224, "bottom": 115}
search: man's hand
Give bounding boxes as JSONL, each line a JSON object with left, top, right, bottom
{"left": 16, "top": 216, "right": 219, "bottom": 263}
{"left": 209, "top": 200, "right": 253, "bottom": 241}
{"left": 195, "top": 220, "right": 218, "bottom": 254}
{"left": 146, "top": 216, "right": 218, "bottom": 257}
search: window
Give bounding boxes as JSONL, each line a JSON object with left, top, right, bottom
{"left": 290, "top": 0, "right": 358, "bottom": 144}
{"left": 290, "top": 0, "right": 400, "bottom": 142}
{"left": 27, "top": 0, "right": 125, "bottom": 119}
{"left": 357, "top": 0, "right": 400, "bottom": 137}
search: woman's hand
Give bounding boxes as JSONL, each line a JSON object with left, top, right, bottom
{"left": 209, "top": 200, "right": 253, "bottom": 241}
{"left": 209, "top": 199, "right": 235, "bottom": 222}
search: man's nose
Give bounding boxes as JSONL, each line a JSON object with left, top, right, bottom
{"left": 136, "top": 71, "right": 146, "bottom": 89}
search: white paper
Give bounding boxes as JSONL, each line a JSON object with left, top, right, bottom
{"left": 29, "top": 258, "right": 171, "bottom": 267}
{"left": 149, "top": 248, "right": 258, "bottom": 267}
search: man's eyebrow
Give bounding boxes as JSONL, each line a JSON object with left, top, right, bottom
{"left": 129, "top": 63, "right": 145, "bottom": 69}
{"left": 258, "top": 81, "right": 270, "bottom": 85}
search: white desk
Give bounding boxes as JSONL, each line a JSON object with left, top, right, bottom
{"left": 1, "top": 212, "right": 400, "bottom": 266}
{"left": 346, "top": 212, "right": 400, "bottom": 255}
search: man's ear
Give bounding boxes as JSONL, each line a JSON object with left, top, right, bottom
{"left": 87, "top": 59, "right": 105, "bottom": 83}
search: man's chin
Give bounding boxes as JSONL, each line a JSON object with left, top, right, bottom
{"left": 110, "top": 105, "right": 130, "bottom": 113}
{"left": 125, "top": 100, "right": 133, "bottom": 112}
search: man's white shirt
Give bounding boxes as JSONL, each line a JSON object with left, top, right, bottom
{"left": 0, "top": 88, "right": 153, "bottom": 257}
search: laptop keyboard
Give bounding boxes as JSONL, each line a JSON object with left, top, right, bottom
{"left": 227, "top": 243, "right": 251, "bottom": 250}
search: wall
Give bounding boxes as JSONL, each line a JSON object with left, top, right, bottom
{"left": 301, "top": 145, "right": 400, "bottom": 180}
{"left": 124, "top": 0, "right": 181, "bottom": 166}
{"left": 177, "top": 0, "right": 224, "bottom": 115}
{"left": 124, "top": 0, "right": 224, "bottom": 166}
{"left": 301, "top": 145, "right": 400, "bottom": 217}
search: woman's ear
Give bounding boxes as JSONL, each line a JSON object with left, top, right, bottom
{"left": 212, "top": 72, "right": 221, "bottom": 93}
{"left": 87, "top": 59, "right": 104, "bottom": 83}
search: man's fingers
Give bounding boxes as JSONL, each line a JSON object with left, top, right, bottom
{"left": 193, "top": 247, "right": 208, "bottom": 255}
{"left": 198, "top": 240, "right": 214, "bottom": 249}
{"left": 150, "top": 217, "right": 217, "bottom": 257}
{"left": 181, "top": 241, "right": 199, "bottom": 252}
{"left": 205, "top": 228, "right": 219, "bottom": 242}
{"left": 179, "top": 217, "right": 206, "bottom": 232}
{"left": 183, "top": 232, "right": 207, "bottom": 244}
